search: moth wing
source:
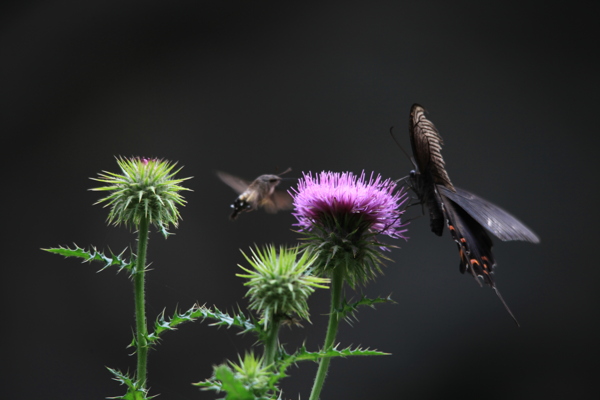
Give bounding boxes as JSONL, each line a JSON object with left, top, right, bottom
{"left": 262, "top": 189, "right": 293, "bottom": 213}
{"left": 273, "top": 189, "right": 294, "bottom": 211}
{"left": 216, "top": 171, "right": 250, "bottom": 194}
{"left": 438, "top": 185, "right": 540, "bottom": 243}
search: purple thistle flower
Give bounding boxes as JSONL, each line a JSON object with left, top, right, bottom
{"left": 292, "top": 171, "right": 408, "bottom": 239}
{"left": 290, "top": 171, "right": 408, "bottom": 286}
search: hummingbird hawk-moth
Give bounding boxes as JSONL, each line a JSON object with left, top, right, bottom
{"left": 217, "top": 168, "right": 294, "bottom": 220}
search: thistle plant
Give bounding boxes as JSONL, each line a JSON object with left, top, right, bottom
{"left": 291, "top": 171, "right": 408, "bottom": 400}
{"left": 238, "top": 245, "right": 330, "bottom": 366}
{"left": 43, "top": 156, "right": 192, "bottom": 399}
{"left": 43, "top": 160, "right": 411, "bottom": 399}
{"left": 196, "top": 243, "right": 386, "bottom": 399}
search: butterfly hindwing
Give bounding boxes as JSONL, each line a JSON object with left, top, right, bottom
{"left": 441, "top": 193, "right": 521, "bottom": 325}
{"left": 440, "top": 193, "right": 496, "bottom": 286}
{"left": 438, "top": 186, "right": 540, "bottom": 243}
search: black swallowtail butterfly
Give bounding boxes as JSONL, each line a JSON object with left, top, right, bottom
{"left": 406, "top": 104, "right": 539, "bottom": 326}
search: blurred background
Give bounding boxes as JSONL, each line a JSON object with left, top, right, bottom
{"left": 2, "top": 1, "right": 598, "bottom": 399}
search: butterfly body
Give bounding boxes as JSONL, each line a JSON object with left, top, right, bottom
{"left": 406, "top": 104, "right": 539, "bottom": 324}
{"left": 217, "top": 170, "right": 293, "bottom": 220}
{"left": 409, "top": 169, "right": 446, "bottom": 237}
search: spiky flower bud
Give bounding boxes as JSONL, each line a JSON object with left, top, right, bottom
{"left": 197, "top": 352, "right": 275, "bottom": 398}
{"left": 90, "top": 157, "right": 192, "bottom": 237}
{"left": 229, "top": 352, "right": 271, "bottom": 390}
{"left": 237, "top": 245, "right": 329, "bottom": 327}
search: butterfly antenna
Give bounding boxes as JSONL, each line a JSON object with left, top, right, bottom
{"left": 376, "top": 214, "right": 409, "bottom": 238}
{"left": 398, "top": 213, "right": 424, "bottom": 224}
{"left": 389, "top": 126, "right": 414, "bottom": 166}
{"left": 394, "top": 174, "right": 410, "bottom": 185}
{"left": 493, "top": 286, "right": 520, "bottom": 327}
{"left": 394, "top": 174, "right": 423, "bottom": 210}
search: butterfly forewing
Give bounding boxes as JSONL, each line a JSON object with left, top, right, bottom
{"left": 409, "top": 104, "right": 455, "bottom": 191}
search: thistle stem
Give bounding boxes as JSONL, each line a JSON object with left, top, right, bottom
{"left": 263, "top": 317, "right": 281, "bottom": 368}
{"left": 134, "top": 217, "right": 150, "bottom": 389}
{"left": 309, "top": 267, "right": 343, "bottom": 400}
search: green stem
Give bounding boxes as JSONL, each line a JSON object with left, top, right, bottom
{"left": 134, "top": 217, "right": 150, "bottom": 389}
{"left": 309, "top": 267, "right": 344, "bottom": 400}
{"left": 263, "top": 316, "right": 281, "bottom": 368}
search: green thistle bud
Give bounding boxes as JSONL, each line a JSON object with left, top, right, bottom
{"left": 237, "top": 245, "right": 329, "bottom": 327}
{"left": 90, "top": 157, "right": 192, "bottom": 237}
{"left": 197, "top": 352, "right": 275, "bottom": 399}
{"left": 229, "top": 352, "right": 271, "bottom": 390}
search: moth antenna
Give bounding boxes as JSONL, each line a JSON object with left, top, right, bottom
{"left": 276, "top": 167, "right": 292, "bottom": 176}
{"left": 277, "top": 168, "right": 295, "bottom": 182}
{"left": 493, "top": 287, "right": 520, "bottom": 327}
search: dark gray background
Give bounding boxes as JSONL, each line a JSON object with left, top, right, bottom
{"left": 3, "top": 1, "right": 598, "bottom": 399}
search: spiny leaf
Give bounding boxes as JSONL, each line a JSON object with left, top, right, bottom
{"left": 148, "top": 303, "right": 228, "bottom": 344}
{"left": 145, "top": 304, "right": 259, "bottom": 345}
{"left": 339, "top": 294, "right": 396, "bottom": 324}
{"left": 200, "top": 305, "right": 259, "bottom": 334}
{"left": 42, "top": 244, "right": 134, "bottom": 274}
{"left": 268, "top": 344, "right": 389, "bottom": 388}
{"left": 106, "top": 367, "right": 156, "bottom": 400}
{"left": 292, "top": 344, "right": 390, "bottom": 362}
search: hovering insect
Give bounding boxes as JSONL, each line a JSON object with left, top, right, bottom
{"left": 403, "top": 104, "right": 539, "bottom": 325}
{"left": 216, "top": 168, "right": 294, "bottom": 220}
